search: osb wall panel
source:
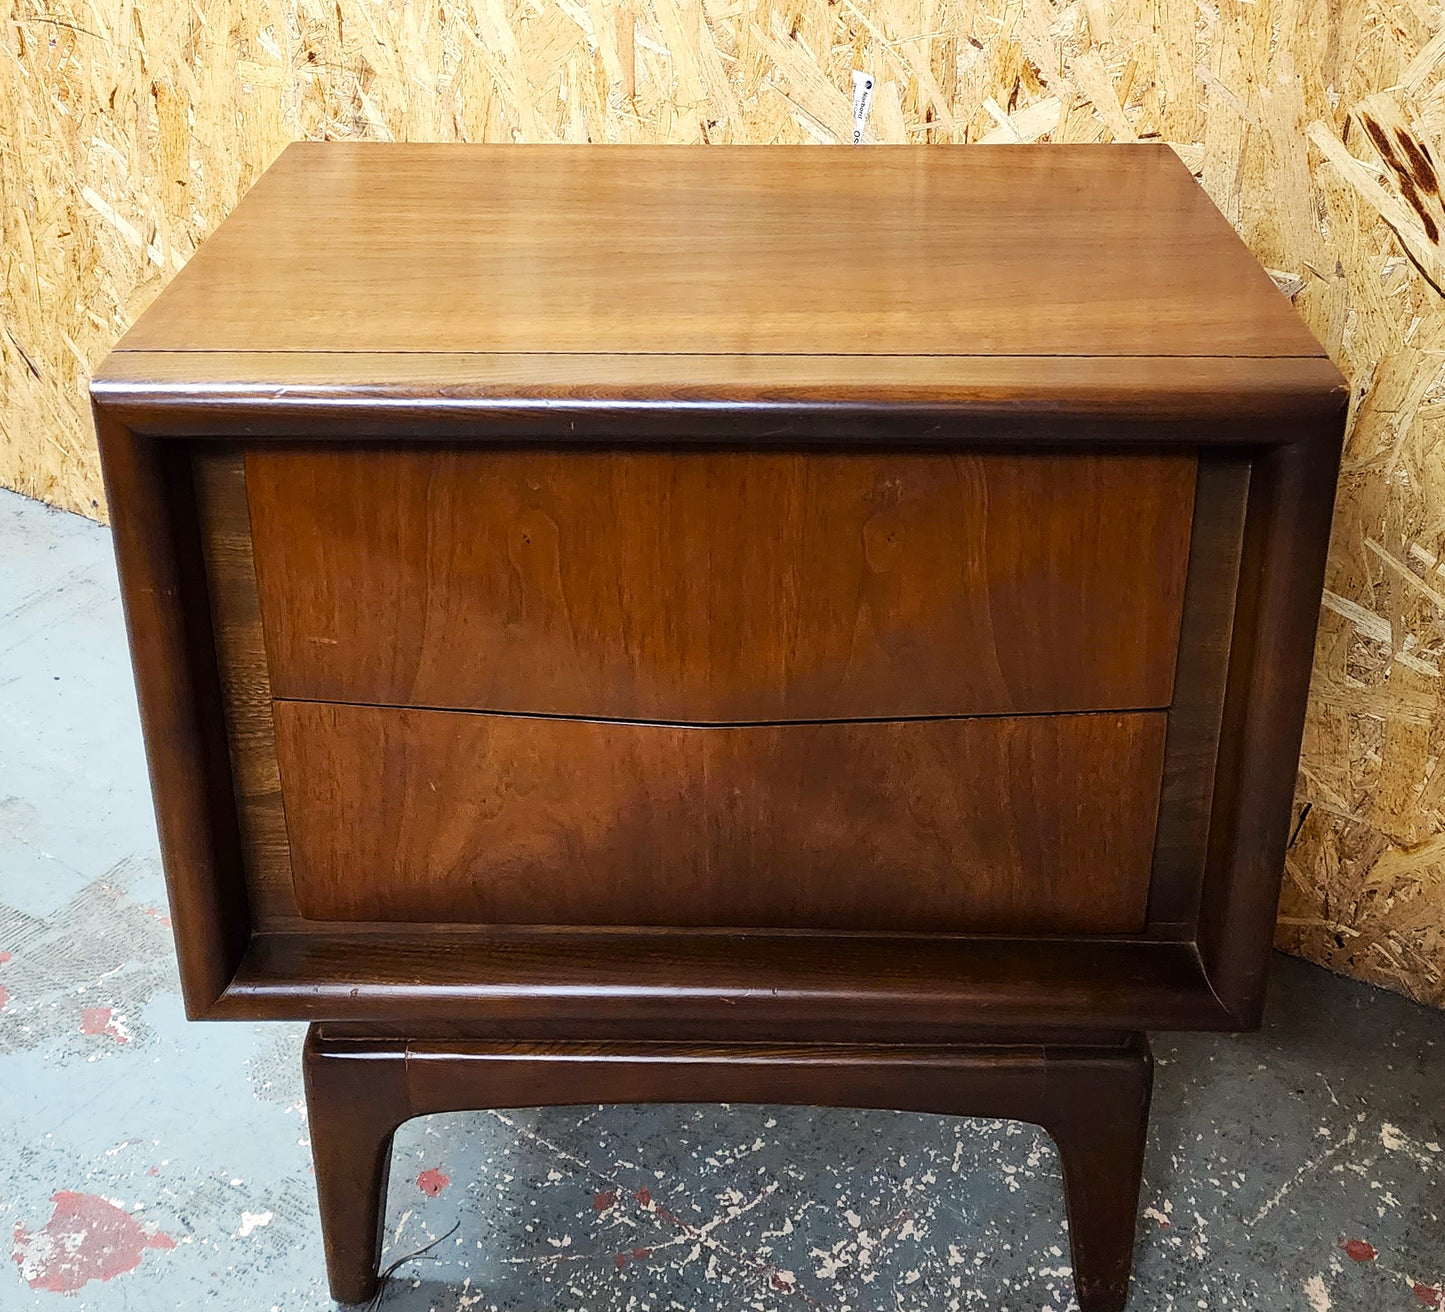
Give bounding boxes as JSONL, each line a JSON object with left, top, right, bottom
{"left": 5, "top": 0, "right": 1445, "bottom": 1005}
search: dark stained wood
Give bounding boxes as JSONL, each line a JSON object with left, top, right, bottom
{"left": 304, "top": 1026, "right": 1151, "bottom": 1312}
{"left": 302, "top": 1029, "right": 409, "bottom": 1304}
{"left": 1145, "top": 456, "right": 1251, "bottom": 933}
{"left": 87, "top": 147, "right": 1349, "bottom": 1035}
{"left": 247, "top": 448, "right": 1195, "bottom": 721}
{"left": 192, "top": 451, "right": 298, "bottom": 924}
{"left": 320, "top": 1017, "right": 1135, "bottom": 1046}
{"left": 92, "top": 351, "right": 1349, "bottom": 444}
{"left": 190, "top": 447, "right": 1217, "bottom": 942}
{"left": 1040, "top": 1036, "right": 1154, "bottom": 1312}
{"left": 93, "top": 417, "right": 251, "bottom": 1015}
{"left": 273, "top": 702, "right": 1167, "bottom": 931}
{"left": 115, "top": 145, "right": 1321, "bottom": 360}
{"left": 1197, "top": 422, "right": 1345, "bottom": 1022}
{"left": 91, "top": 145, "right": 1348, "bottom": 1312}
{"left": 220, "top": 931, "right": 1232, "bottom": 1037}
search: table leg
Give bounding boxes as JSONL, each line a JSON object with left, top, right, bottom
{"left": 302, "top": 1029, "right": 411, "bottom": 1305}
{"left": 1041, "top": 1036, "right": 1154, "bottom": 1312}
{"left": 302, "top": 1027, "right": 1151, "bottom": 1310}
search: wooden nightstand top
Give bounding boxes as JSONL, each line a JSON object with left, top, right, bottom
{"left": 96, "top": 144, "right": 1343, "bottom": 428}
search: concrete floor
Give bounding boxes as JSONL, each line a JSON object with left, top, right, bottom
{"left": 0, "top": 483, "right": 1442, "bottom": 1312}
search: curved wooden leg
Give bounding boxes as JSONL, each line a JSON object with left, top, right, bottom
{"left": 1041, "top": 1035, "right": 1153, "bottom": 1312}
{"left": 300, "top": 1030, "right": 1152, "bottom": 1310}
{"left": 302, "top": 1026, "right": 413, "bottom": 1304}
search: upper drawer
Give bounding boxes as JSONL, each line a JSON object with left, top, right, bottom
{"left": 246, "top": 448, "right": 1195, "bottom": 721}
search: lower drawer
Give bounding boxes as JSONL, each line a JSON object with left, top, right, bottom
{"left": 273, "top": 702, "right": 1166, "bottom": 933}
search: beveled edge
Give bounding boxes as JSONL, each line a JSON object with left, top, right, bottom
{"left": 92, "top": 350, "right": 1348, "bottom": 443}
{"left": 208, "top": 930, "right": 1236, "bottom": 1037}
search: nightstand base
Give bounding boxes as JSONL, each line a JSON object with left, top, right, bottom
{"left": 302, "top": 1027, "right": 1153, "bottom": 1310}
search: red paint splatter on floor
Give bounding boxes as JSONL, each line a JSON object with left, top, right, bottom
{"left": 80, "top": 1007, "right": 129, "bottom": 1044}
{"left": 634, "top": 1187, "right": 652, "bottom": 1207}
{"left": 416, "top": 1168, "right": 450, "bottom": 1197}
{"left": 630, "top": 1247, "right": 651, "bottom": 1260}
{"left": 146, "top": 1167, "right": 159, "bottom": 1177}
{"left": 592, "top": 1189, "right": 617, "bottom": 1212}
{"left": 1341, "top": 1238, "right": 1377, "bottom": 1262}
{"left": 11, "top": 1192, "right": 175, "bottom": 1293}
{"left": 1415, "top": 1283, "right": 1443, "bottom": 1308}
{"left": 770, "top": 1272, "right": 796, "bottom": 1292}
{"left": 0, "top": 950, "right": 11, "bottom": 965}
{"left": 614, "top": 1252, "right": 627, "bottom": 1270}
{"left": 142, "top": 907, "right": 172, "bottom": 929}
{"left": 0, "top": 985, "right": 9, "bottom": 1011}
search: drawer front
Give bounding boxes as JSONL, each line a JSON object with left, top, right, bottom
{"left": 273, "top": 701, "right": 1167, "bottom": 932}
{"left": 247, "top": 449, "right": 1195, "bottom": 722}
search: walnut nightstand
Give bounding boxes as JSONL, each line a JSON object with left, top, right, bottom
{"left": 92, "top": 143, "right": 1345, "bottom": 1310}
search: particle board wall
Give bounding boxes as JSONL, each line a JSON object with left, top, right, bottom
{"left": 4, "top": 0, "right": 1445, "bottom": 1007}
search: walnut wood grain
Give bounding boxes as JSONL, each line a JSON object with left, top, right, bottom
{"left": 114, "top": 144, "right": 1322, "bottom": 360}
{"left": 92, "top": 143, "right": 1347, "bottom": 1312}
{"left": 247, "top": 448, "right": 1195, "bottom": 722}
{"left": 96, "top": 143, "right": 1340, "bottom": 1080}
{"left": 192, "top": 451, "right": 297, "bottom": 923}
{"left": 272, "top": 701, "right": 1166, "bottom": 931}
{"left": 1146, "top": 456, "right": 1251, "bottom": 933}
{"left": 1197, "top": 422, "right": 1345, "bottom": 1022}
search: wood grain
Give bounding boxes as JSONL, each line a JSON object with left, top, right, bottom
{"left": 88, "top": 140, "right": 1350, "bottom": 1312}
{"left": 90, "top": 145, "right": 1346, "bottom": 1057}
{"left": 272, "top": 701, "right": 1167, "bottom": 931}
{"left": 192, "top": 450, "right": 297, "bottom": 923}
{"left": 1146, "top": 456, "right": 1250, "bottom": 933}
{"left": 247, "top": 448, "right": 1196, "bottom": 722}
{"left": 114, "top": 144, "right": 1323, "bottom": 360}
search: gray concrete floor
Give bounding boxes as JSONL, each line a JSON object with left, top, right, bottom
{"left": 0, "top": 483, "right": 1442, "bottom": 1312}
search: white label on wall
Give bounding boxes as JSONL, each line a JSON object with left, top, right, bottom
{"left": 852, "top": 70, "right": 875, "bottom": 144}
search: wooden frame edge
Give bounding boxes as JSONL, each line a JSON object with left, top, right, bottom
{"left": 93, "top": 407, "right": 253, "bottom": 1017}
{"left": 203, "top": 931, "right": 1236, "bottom": 1033}
{"left": 1196, "top": 410, "right": 1347, "bottom": 1025}
{"left": 93, "top": 390, "right": 1345, "bottom": 1036}
{"left": 89, "top": 352, "right": 1348, "bottom": 446}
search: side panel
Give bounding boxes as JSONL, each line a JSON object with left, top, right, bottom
{"left": 1145, "top": 456, "right": 1250, "bottom": 934}
{"left": 193, "top": 451, "right": 296, "bottom": 925}
{"left": 1197, "top": 424, "right": 1345, "bottom": 1022}
{"left": 94, "top": 417, "right": 251, "bottom": 1014}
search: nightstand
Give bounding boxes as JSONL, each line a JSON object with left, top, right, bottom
{"left": 92, "top": 143, "right": 1345, "bottom": 1310}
